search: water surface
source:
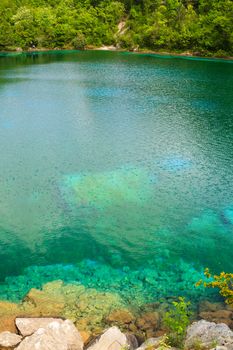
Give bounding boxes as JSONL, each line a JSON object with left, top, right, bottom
{"left": 0, "top": 51, "right": 233, "bottom": 302}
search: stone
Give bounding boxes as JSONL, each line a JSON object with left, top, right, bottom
{"left": 0, "top": 301, "right": 22, "bottom": 334}
{"left": 185, "top": 320, "right": 233, "bottom": 350}
{"left": 106, "top": 309, "right": 135, "bottom": 325}
{"left": 136, "top": 337, "right": 162, "bottom": 349}
{"left": 87, "top": 326, "right": 138, "bottom": 350}
{"left": 15, "top": 319, "right": 83, "bottom": 350}
{"left": 136, "top": 312, "right": 160, "bottom": 332}
{"left": 79, "top": 330, "right": 91, "bottom": 345}
{"left": 24, "top": 286, "right": 65, "bottom": 316}
{"left": 199, "top": 310, "right": 233, "bottom": 328}
{"left": 0, "top": 316, "right": 17, "bottom": 334}
{"left": 16, "top": 317, "right": 64, "bottom": 336}
{"left": 0, "top": 331, "right": 22, "bottom": 347}
{"left": 21, "top": 281, "right": 126, "bottom": 335}
{"left": 199, "top": 301, "right": 225, "bottom": 313}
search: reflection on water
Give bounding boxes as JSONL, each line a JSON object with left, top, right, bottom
{"left": 0, "top": 51, "right": 233, "bottom": 302}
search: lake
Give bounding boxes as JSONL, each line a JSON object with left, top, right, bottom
{"left": 0, "top": 50, "right": 233, "bottom": 303}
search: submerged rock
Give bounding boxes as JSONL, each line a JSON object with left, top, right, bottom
{"left": 20, "top": 281, "right": 127, "bottom": 337}
{"left": 136, "top": 312, "right": 160, "bottom": 338}
{"left": 87, "top": 326, "right": 138, "bottom": 350}
{"left": 15, "top": 319, "right": 83, "bottom": 350}
{"left": 184, "top": 320, "right": 233, "bottom": 350}
{"left": 199, "top": 310, "right": 233, "bottom": 329}
{"left": 199, "top": 301, "right": 233, "bottom": 329}
{"left": 0, "top": 301, "right": 21, "bottom": 333}
{"left": 0, "top": 331, "right": 22, "bottom": 347}
{"left": 106, "top": 309, "right": 135, "bottom": 325}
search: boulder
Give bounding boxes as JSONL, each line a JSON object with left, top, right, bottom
{"left": 87, "top": 326, "right": 138, "bottom": 350}
{"left": 16, "top": 317, "right": 64, "bottom": 336}
{"left": 15, "top": 319, "right": 83, "bottom": 350}
{"left": 136, "top": 337, "right": 162, "bottom": 349}
{"left": 0, "top": 331, "right": 22, "bottom": 347}
{"left": 185, "top": 320, "right": 233, "bottom": 350}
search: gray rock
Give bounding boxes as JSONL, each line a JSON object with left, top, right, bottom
{"left": 136, "top": 337, "right": 162, "bottom": 349}
{"left": 15, "top": 319, "right": 83, "bottom": 350}
{"left": 185, "top": 320, "right": 233, "bottom": 350}
{"left": 16, "top": 318, "right": 64, "bottom": 337}
{"left": 0, "top": 331, "right": 22, "bottom": 347}
{"left": 87, "top": 326, "right": 138, "bottom": 350}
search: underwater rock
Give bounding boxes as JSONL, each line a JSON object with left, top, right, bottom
{"left": 61, "top": 167, "right": 153, "bottom": 211}
{"left": 199, "top": 310, "right": 233, "bottom": 329}
{"left": 0, "top": 331, "right": 22, "bottom": 348}
{"left": 199, "top": 301, "right": 225, "bottom": 313}
{"left": 0, "top": 301, "right": 19, "bottom": 315}
{"left": 198, "top": 301, "right": 233, "bottom": 329}
{"left": 136, "top": 312, "right": 160, "bottom": 338}
{"left": 15, "top": 317, "right": 64, "bottom": 336}
{"left": 0, "top": 315, "right": 17, "bottom": 334}
{"left": 0, "top": 259, "right": 210, "bottom": 307}
{"left": 106, "top": 309, "right": 135, "bottom": 325}
{"left": 0, "top": 301, "right": 21, "bottom": 333}
{"left": 87, "top": 326, "right": 138, "bottom": 350}
{"left": 15, "top": 319, "right": 83, "bottom": 350}
{"left": 184, "top": 320, "right": 233, "bottom": 350}
{"left": 22, "top": 281, "right": 127, "bottom": 336}
{"left": 24, "top": 285, "right": 65, "bottom": 316}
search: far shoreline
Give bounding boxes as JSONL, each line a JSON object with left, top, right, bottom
{"left": 0, "top": 46, "right": 233, "bottom": 62}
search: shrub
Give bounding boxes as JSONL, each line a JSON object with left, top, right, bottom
{"left": 72, "top": 32, "right": 86, "bottom": 50}
{"left": 163, "top": 297, "right": 193, "bottom": 348}
{"left": 196, "top": 268, "right": 233, "bottom": 305}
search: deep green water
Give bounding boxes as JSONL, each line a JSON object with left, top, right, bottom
{"left": 0, "top": 51, "right": 233, "bottom": 303}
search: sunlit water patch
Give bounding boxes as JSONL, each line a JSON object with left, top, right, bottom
{"left": 0, "top": 51, "right": 232, "bottom": 304}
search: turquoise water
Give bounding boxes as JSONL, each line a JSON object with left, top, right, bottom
{"left": 0, "top": 51, "right": 233, "bottom": 303}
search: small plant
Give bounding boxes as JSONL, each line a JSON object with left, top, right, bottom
{"left": 157, "top": 335, "right": 171, "bottom": 350}
{"left": 196, "top": 268, "right": 233, "bottom": 305}
{"left": 163, "top": 297, "right": 193, "bottom": 348}
{"left": 143, "top": 335, "right": 171, "bottom": 350}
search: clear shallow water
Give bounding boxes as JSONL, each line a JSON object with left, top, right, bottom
{"left": 0, "top": 51, "right": 233, "bottom": 302}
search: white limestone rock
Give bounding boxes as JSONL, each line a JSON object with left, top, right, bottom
{"left": 185, "top": 320, "right": 233, "bottom": 350}
{"left": 16, "top": 318, "right": 63, "bottom": 336}
{"left": 15, "top": 319, "right": 83, "bottom": 350}
{"left": 0, "top": 331, "right": 22, "bottom": 347}
{"left": 136, "top": 337, "right": 162, "bottom": 349}
{"left": 87, "top": 326, "right": 138, "bottom": 350}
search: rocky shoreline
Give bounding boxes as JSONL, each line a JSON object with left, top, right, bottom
{"left": 0, "top": 280, "right": 232, "bottom": 349}
{"left": 0, "top": 317, "right": 233, "bottom": 350}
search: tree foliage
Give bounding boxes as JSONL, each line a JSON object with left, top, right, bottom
{"left": 196, "top": 268, "right": 233, "bottom": 305}
{"left": 0, "top": 0, "right": 232, "bottom": 55}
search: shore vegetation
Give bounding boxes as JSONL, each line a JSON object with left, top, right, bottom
{"left": 0, "top": 0, "right": 232, "bottom": 56}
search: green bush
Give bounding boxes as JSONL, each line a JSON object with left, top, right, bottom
{"left": 163, "top": 297, "right": 193, "bottom": 348}
{"left": 72, "top": 32, "right": 86, "bottom": 50}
